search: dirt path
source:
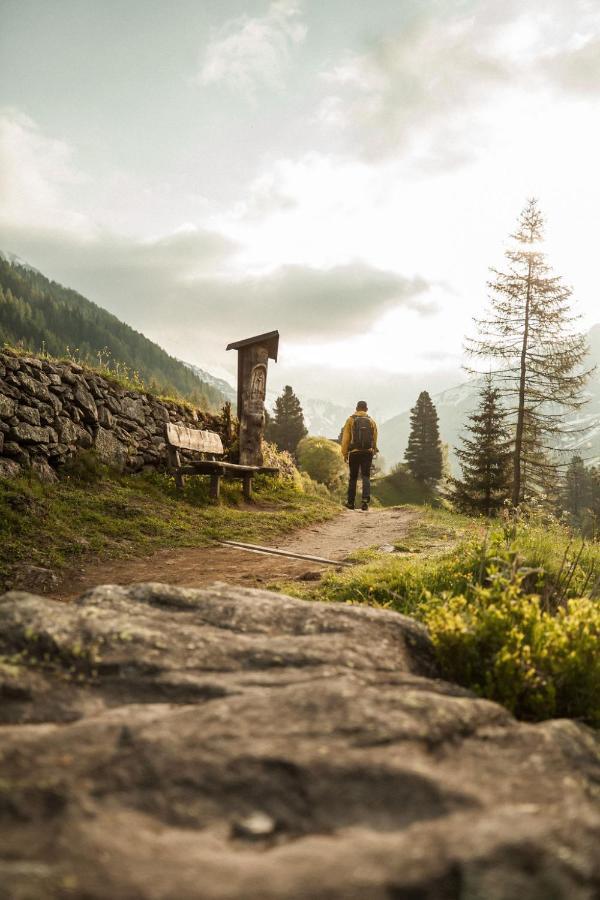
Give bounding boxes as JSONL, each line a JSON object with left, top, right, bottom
{"left": 52, "top": 507, "right": 418, "bottom": 602}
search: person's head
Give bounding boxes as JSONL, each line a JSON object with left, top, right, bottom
{"left": 356, "top": 400, "right": 368, "bottom": 412}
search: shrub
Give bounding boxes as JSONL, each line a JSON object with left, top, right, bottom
{"left": 372, "top": 463, "right": 436, "bottom": 506}
{"left": 261, "top": 441, "right": 302, "bottom": 488}
{"left": 309, "top": 513, "right": 600, "bottom": 727}
{"left": 297, "top": 436, "right": 345, "bottom": 488}
{"left": 424, "top": 554, "right": 600, "bottom": 726}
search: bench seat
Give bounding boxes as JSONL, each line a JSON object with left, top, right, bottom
{"left": 165, "top": 422, "right": 278, "bottom": 500}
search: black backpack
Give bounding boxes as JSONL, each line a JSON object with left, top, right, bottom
{"left": 351, "top": 415, "right": 374, "bottom": 451}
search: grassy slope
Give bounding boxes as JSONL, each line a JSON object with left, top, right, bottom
{"left": 277, "top": 506, "right": 600, "bottom": 726}
{"left": 371, "top": 466, "right": 437, "bottom": 507}
{"left": 276, "top": 506, "right": 480, "bottom": 605}
{"left": 0, "top": 465, "right": 339, "bottom": 591}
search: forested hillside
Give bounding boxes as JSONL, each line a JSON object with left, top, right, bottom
{"left": 0, "top": 254, "right": 225, "bottom": 408}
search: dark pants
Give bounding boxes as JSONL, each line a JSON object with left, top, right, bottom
{"left": 347, "top": 451, "right": 372, "bottom": 505}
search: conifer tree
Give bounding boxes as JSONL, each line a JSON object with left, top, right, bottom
{"left": 405, "top": 391, "right": 443, "bottom": 484}
{"left": 450, "top": 378, "right": 512, "bottom": 516}
{"left": 563, "top": 454, "right": 593, "bottom": 521}
{"left": 267, "top": 385, "right": 307, "bottom": 455}
{"left": 466, "top": 199, "right": 593, "bottom": 506}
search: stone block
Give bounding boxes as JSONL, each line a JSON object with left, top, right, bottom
{"left": 0, "top": 393, "right": 16, "bottom": 418}
{"left": 9, "top": 423, "right": 54, "bottom": 444}
{"left": 17, "top": 406, "right": 41, "bottom": 427}
{"left": 94, "top": 426, "right": 127, "bottom": 469}
{"left": 73, "top": 385, "right": 98, "bottom": 422}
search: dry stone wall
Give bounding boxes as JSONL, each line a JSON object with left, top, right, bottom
{"left": 0, "top": 349, "right": 222, "bottom": 480}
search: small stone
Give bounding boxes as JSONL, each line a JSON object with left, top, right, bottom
{"left": 18, "top": 405, "right": 41, "bottom": 427}
{"left": 57, "top": 418, "right": 93, "bottom": 449}
{"left": 0, "top": 458, "right": 20, "bottom": 479}
{"left": 31, "top": 458, "right": 59, "bottom": 484}
{"left": 2, "top": 441, "right": 29, "bottom": 464}
{"left": 21, "top": 357, "right": 42, "bottom": 370}
{"left": 73, "top": 386, "right": 98, "bottom": 422}
{"left": 97, "top": 406, "right": 114, "bottom": 428}
{"left": 120, "top": 396, "right": 146, "bottom": 424}
{"left": 94, "top": 426, "right": 127, "bottom": 469}
{"left": 232, "top": 812, "right": 276, "bottom": 841}
{"left": 10, "top": 423, "right": 56, "bottom": 444}
{"left": 298, "top": 570, "right": 323, "bottom": 581}
{"left": 18, "top": 373, "right": 52, "bottom": 403}
{"left": 0, "top": 393, "right": 16, "bottom": 418}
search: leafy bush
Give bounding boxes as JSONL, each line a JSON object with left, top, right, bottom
{"left": 424, "top": 560, "right": 600, "bottom": 725}
{"left": 306, "top": 512, "right": 600, "bottom": 727}
{"left": 261, "top": 441, "right": 303, "bottom": 489}
{"left": 297, "top": 436, "right": 345, "bottom": 488}
{"left": 372, "top": 463, "right": 436, "bottom": 506}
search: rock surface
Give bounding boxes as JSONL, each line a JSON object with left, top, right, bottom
{"left": 0, "top": 583, "right": 598, "bottom": 900}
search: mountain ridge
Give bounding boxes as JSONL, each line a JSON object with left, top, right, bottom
{"left": 0, "top": 253, "right": 227, "bottom": 409}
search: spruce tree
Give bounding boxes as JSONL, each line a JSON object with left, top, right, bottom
{"left": 450, "top": 378, "right": 512, "bottom": 516}
{"left": 466, "top": 199, "right": 593, "bottom": 506}
{"left": 405, "top": 391, "right": 443, "bottom": 484}
{"left": 563, "top": 454, "right": 593, "bottom": 521}
{"left": 267, "top": 385, "right": 307, "bottom": 455}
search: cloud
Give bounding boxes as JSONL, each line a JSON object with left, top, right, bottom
{"left": 229, "top": 169, "right": 298, "bottom": 221}
{"left": 317, "top": 12, "right": 511, "bottom": 163}
{"left": 198, "top": 0, "right": 306, "bottom": 95}
{"left": 0, "top": 218, "right": 433, "bottom": 362}
{"left": 543, "top": 36, "right": 600, "bottom": 95}
{"left": 316, "top": 0, "right": 600, "bottom": 165}
{"left": 0, "top": 108, "right": 86, "bottom": 230}
{"left": 182, "top": 262, "right": 433, "bottom": 340}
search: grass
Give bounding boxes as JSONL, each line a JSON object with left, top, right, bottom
{"left": 2, "top": 343, "right": 221, "bottom": 412}
{"left": 275, "top": 506, "right": 480, "bottom": 607}
{"left": 372, "top": 464, "right": 438, "bottom": 507}
{"left": 274, "top": 506, "right": 600, "bottom": 726}
{"left": 0, "top": 459, "right": 339, "bottom": 591}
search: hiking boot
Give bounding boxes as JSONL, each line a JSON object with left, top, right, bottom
{"left": 344, "top": 501, "right": 355, "bottom": 510}
{"left": 361, "top": 501, "right": 369, "bottom": 511}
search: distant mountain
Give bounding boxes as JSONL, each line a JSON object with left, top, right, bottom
{"left": 187, "top": 362, "right": 348, "bottom": 440}
{"left": 379, "top": 325, "right": 600, "bottom": 473}
{"left": 300, "top": 397, "right": 348, "bottom": 439}
{"left": 185, "top": 364, "right": 236, "bottom": 404}
{"left": 0, "top": 253, "right": 227, "bottom": 409}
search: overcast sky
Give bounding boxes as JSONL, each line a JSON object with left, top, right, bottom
{"left": 1, "top": 0, "right": 600, "bottom": 419}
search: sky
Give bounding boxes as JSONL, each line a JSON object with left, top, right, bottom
{"left": 1, "top": 0, "right": 600, "bottom": 420}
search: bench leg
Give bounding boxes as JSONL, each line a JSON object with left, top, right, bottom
{"left": 210, "top": 473, "right": 221, "bottom": 500}
{"left": 175, "top": 471, "right": 184, "bottom": 491}
{"left": 243, "top": 473, "right": 253, "bottom": 501}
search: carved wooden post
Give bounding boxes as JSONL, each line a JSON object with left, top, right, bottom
{"left": 226, "top": 331, "right": 279, "bottom": 467}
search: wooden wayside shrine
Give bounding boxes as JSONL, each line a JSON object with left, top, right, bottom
{"left": 226, "top": 330, "right": 279, "bottom": 467}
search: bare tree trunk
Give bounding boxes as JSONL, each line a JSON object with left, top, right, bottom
{"left": 512, "top": 256, "right": 533, "bottom": 506}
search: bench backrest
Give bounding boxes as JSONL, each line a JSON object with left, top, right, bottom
{"left": 165, "top": 423, "right": 224, "bottom": 456}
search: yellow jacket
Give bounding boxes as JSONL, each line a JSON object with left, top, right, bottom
{"left": 341, "top": 410, "right": 378, "bottom": 461}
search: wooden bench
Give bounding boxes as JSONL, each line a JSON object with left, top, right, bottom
{"left": 165, "top": 423, "right": 278, "bottom": 500}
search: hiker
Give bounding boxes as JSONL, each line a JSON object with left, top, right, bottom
{"left": 341, "top": 401, "right": 378, "bottom": 510}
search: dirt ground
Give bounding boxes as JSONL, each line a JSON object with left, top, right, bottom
{"left": 52, "top": 507, "right": 418, "bottom": 602}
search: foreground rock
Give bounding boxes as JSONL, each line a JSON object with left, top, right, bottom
{"left": 0, "top": 584, "right": 598, "bottom": 900}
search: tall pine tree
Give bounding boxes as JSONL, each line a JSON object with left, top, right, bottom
{"left": 563, "top": 454, "right": 593, "bottom": 521}
{"left": 405, "top": 391, "right": 442, "bottom": 484}
{"left": 266, "top": 385, "right": 307, "bottom": 455}
{"left": 466, "top": 199, "right": 593, "bottom": 505}
{"left": 450, "top": 378, "right": 512, "bottom": 516}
